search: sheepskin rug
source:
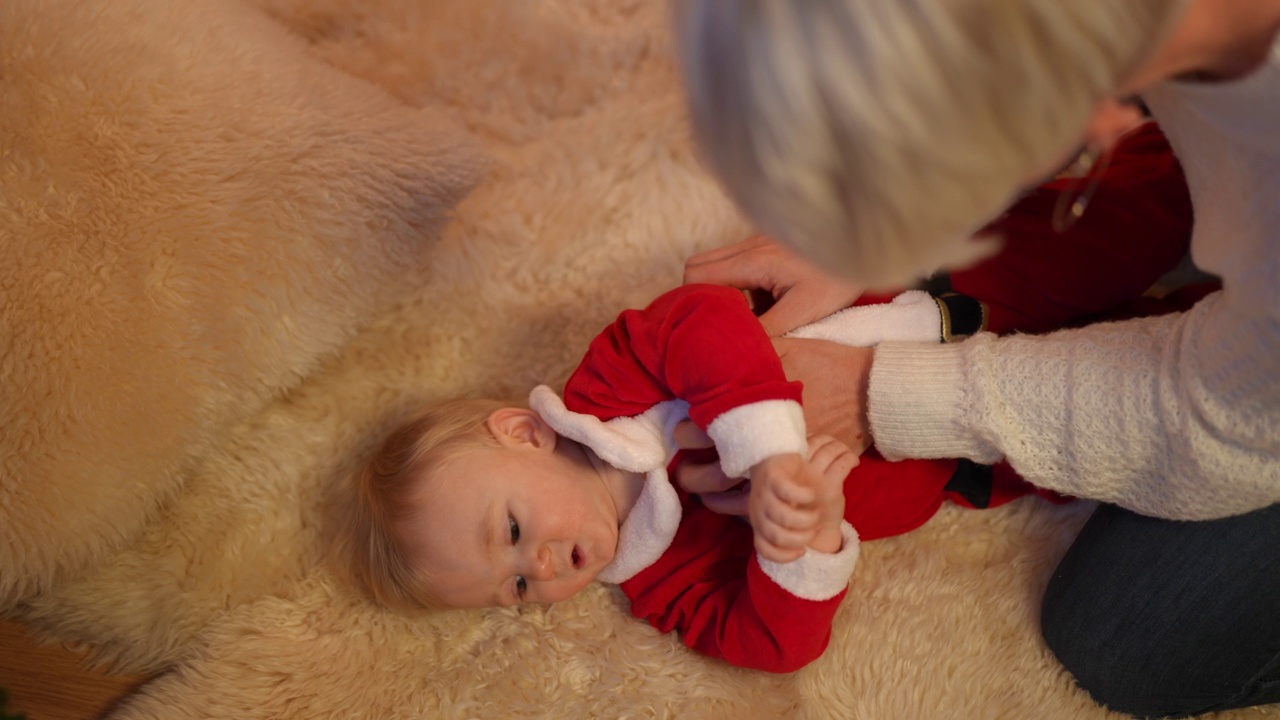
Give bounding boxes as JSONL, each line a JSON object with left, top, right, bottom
{"left": 3, "top": 1, "right": 1275, "bottom": 718}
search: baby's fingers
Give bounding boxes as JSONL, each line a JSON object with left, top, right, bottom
{"left": 762, "top": 497, "right": 819, "bottom": 531}
{"left": 754, "top": 519, "right": 815, "bottom": 555}
{"left": 807, "top": 435, "right": 859, "bottom": 478}
{"left": 754, "top": 532, "right": 807, "bottom": 564}
{"left": 765, "top": 474, "right": 817, "bottom": 506}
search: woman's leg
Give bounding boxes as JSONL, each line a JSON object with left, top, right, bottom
{"left": 1041, "top": 502, "right": 1280, "bottom": 718}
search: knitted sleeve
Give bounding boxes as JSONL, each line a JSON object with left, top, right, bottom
{"left": 869, "top": 110, "right": 1280, "bottom": 521}
{"left": 870, "top": 297, "right": 1280, "bottom": 520}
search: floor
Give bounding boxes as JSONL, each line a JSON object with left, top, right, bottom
{"left": 0, "top": 621, "right": 146, "bottom": 720}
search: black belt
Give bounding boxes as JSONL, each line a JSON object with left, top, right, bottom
{"left": 944, "top": 459, "right": 995, "bottom": 508}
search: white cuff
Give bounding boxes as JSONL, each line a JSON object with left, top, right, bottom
{"left": 785, "top": 290, "right": 941, "bottom": 347}
{"left": 757, "top": 522, "right": 860, "bottom": 601}
{"left": 707, "top": 400, "right": 807, "bottom": 479}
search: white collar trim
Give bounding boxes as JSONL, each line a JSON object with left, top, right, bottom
{"left": 529, "top": 386, "right": 687, "bottom": 583}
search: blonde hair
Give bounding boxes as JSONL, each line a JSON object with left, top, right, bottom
{"left": 342, "top": 397, "right": 510, "bottom": 612}
{"left": 675, "top": 0, "right": 1188, "bottom": 287}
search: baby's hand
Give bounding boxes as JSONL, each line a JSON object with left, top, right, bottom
{"left": 748, "top": 436, "right": 857, "bottom": 562}
{"left": 804, "top": 435, "right": 857, "bottom": 554}
{"left": 747, "top": 452, "right": 822, "bottom": 563}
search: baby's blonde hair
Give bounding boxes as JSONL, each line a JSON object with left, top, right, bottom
{"left": 343, "top": 397, "right": 511, "bottom": 612}
{"left": 675, "top": 0, "right": 1188, "bottom": 287}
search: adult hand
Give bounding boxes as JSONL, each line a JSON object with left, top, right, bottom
{"left": 684, "top": 236, "right": 862, "bottom": 336}
{"left": 773, "top": 337, "right": 874, "bottom": 456}
{"left": 671, "top": 336, "right": 875, "bottom": 512}
{"left": 671, "top": 421, "right": 751, "bottom": 516}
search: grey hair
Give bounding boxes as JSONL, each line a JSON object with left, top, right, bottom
{"left": 675, "top": 0, "right": 1188, "bottom": 287}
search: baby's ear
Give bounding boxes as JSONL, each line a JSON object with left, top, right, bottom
{"left": 486, "top": 408, "right": 558, "bottom": 450}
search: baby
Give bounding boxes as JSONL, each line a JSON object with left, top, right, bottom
{"left": 342, "top": 120, "right": 1209, "bottom": 673}
{"left": 345, "top": 282, "right": 1021, "bottom": 673}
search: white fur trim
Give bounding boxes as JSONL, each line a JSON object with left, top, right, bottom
{"left": 596, "top": 467, "right": 683, "bottom": 584}
{"left": 528, "top": 386, "right": 687, "bottom": 584}
{"left": 786, "top": 290, "right": 940, "bottom": 347}
{"left": 529, "top": 386, "right": 688, "bottom": 473}
{"left": 707, "top": 400, "right": 807, "bottom": 480}
{"left": 757, "top": 522, "right": 860, "bottom": 601}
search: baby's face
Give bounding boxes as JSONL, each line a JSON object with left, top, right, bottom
{"left": 405, "top": 441, "right": 620, "bottom": 608}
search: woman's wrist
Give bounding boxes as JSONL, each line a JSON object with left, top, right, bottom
{"left": 868, "top": 340, "right": 982, "bottom": 461}
{"left": 852, "top": 346, "right": 873, "bottom": 447}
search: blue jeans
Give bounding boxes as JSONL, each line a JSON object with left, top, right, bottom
{"left": 1041, "top": 502, "right": 1280, "bottom": 718}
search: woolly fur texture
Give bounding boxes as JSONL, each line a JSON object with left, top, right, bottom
{"left": 2, "top": 1, "right": 1273, "bottom": 719}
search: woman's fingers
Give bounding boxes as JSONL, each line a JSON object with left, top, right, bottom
{"left": 675, "top": 457, "right": 744, "bottom": 495}
{"left": 672, "top": 419, "right": 714, "bottom": 449}
{"left": 700, "top": 490, "right": 750, "bottom": 516}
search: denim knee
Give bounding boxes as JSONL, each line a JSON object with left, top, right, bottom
{"left": 1041, "top": 569, "right": 1268, "bottom": 720}
{"left": 1040, "top": 584, "right": 1161, "bottom": 718}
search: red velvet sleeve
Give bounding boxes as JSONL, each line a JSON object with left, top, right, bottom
{"left": 620, "top": 491, "right": 846, "bottom": 674}
{"left": 563, "top": 284, "right": 802, "bottom": 427}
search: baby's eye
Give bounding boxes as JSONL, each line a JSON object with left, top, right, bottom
{"left": 515, "top": 576, "right": 528, "bottom": 599}
{"left": 508, "top": 514, "right": 520, "bottom": 544}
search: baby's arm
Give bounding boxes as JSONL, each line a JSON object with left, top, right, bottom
{"left": 619, "top": 436, "right": 859, "bottom": 673}
{"left": 621, "top": 501, "right": 859, "bottom": 673}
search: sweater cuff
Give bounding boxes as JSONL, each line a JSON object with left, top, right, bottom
{"left": 707, "top": 399, "right": 807, "bottom": 479}
{"left": 757, "top": 521, "right": 859, "bottom": 601}
{"left": 868, "top": 340, "right": 982, "bottom": 461}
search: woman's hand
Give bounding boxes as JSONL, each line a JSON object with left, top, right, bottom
{"left": 671, "top": 339, "right": 875, "bottom": 513}
{"left": 773, "top": 337, "right": 874, "bottom": 456}
{"left": 671, "top": 422, "right": 751, "bottom": 515}
{"left": 684, "top": 236, "right": 862, "bottom": 336}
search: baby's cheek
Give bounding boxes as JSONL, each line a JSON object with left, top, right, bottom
{"left": 548, "top": 577, "right": 592, "bottom": 604}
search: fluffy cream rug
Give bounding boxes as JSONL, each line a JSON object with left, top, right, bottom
{"left": 3, "top": 1, "right": 1275, "bottom": 718}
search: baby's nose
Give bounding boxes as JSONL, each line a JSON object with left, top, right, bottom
{"left": 529, "top": 544, "right": 556, "bottom": 581}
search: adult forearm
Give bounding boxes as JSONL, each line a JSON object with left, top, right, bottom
{"left": 867, "top": 342, "right": 992, "bottom": 462}
{"left": 869, "top": 296, "right": 1280, "bottom": 520}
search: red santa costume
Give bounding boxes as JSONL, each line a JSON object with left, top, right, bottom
{"left": 529, "top": 121, "right": 1206, "bottom": 674}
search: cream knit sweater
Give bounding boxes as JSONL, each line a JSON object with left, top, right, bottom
{"left": 868, "top": 42, "right": 1280, "bottom": 521}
